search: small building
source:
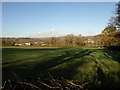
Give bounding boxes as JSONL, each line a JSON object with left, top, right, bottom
{"left": 24, "top": 42, "right": 32, "bottom": 46}
{"left": 85, "top": 38, "right": 94, "bottom": 44}
{"left": 34, "top": 42, "right": 38, "bottom": 44}
{"left": 41, "top": 43, "right": 47, "bottom": 46}
{"left": 15, "top": 43, "right": 23, "bottom": 46}
{"left": 15, "top": 39, "right": 24, "bottom": 46}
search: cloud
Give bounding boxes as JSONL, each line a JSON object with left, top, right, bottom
{"left": 50, "top": 28, "right": 56, "bottom": 32}
{"left": 34, "top": 28, "right": 59, "bottom": 38}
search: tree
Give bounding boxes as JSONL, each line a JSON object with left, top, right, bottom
{"left": 73, "top": 36, "right": 85, "bottom": 47}
{"left": 108, "top": 2, "right": 120, "bottom": 31}
{"left": 64, "top": 34, "right": 75, "bottom": 47}
{"left": 100, "top": 26, "right": 118, "bottom": 46}
{"left": 100, "top": 2, "right": 120, "bottom": 47}
{"left": 116, "top": 1, "right": 120, "bottom": 30}
{"left": 101, "top": 26, "right": 117, "bottom": 36}
{"left": 48, "top": 37, "right": 58, "bottom": 47}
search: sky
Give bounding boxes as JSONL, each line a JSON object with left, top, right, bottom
{"left": 2, "top": 0, "right": 119, "bottom": 2}
{"left": 2, "top": 2, "right": 117, "bottom": 37}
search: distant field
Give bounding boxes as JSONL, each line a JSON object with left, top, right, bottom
{"left": 2, "top": 47, "right": 120, "bottom": 85}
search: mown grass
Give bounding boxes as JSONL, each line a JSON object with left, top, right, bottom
{"left": 2, "top": 47, "right": 120, "bottom": 89}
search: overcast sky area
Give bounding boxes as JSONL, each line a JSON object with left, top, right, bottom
{"left": 2, "top": 2, "right": 117, "bottom": 37}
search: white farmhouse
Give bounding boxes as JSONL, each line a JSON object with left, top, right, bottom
{"left": 24, "top": 42, "right": 32, "bottom": 46}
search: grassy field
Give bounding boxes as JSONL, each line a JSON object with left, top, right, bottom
{"left": 2, "top": 47, "right": 120, "bottom": 88}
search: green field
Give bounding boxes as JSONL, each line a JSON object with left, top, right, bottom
{"left": 2, "top": 47, "right": 120, "bottom": 88}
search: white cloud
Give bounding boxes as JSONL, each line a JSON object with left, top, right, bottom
{"left": 34, "top": 28, "right": 59, "bottom": 38}
{"left": 50, "top": 28, "right": 56, "bottom": 32}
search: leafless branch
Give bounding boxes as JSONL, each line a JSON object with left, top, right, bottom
{"left": 37, "top": 80, "right": 61, "bottom": 89}
{"left": 18, "top": 81, "right": 41, "bottom": 90}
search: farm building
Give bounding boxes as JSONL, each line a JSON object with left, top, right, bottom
{"left": 41, "top": 43, "right": 47, "bottom": 46}
{"left": 24, "top": 42, "right": 32, "bottom": 46}
{"left": 15, "top": 43, "right": 23, "bottom": 46}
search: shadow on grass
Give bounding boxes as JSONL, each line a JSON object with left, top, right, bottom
{"left": 2, "top": 49, "right": 94, "bottom": 82}
{"left": 27, "top": 49, "right": 94, "bottom": 79}
{"left": 2, "top": 48, "right": 66, "bottom": 66}
{"left": 2, "top": 48, "right": 63, "bottom": 54}
{"left": 2, "top": 48, "right": 120, "bottom": 88}
{"left": 103, "top": 49, "right": 120, "bottom": 63}
{"left": 101, "top": 49, "right": 120, "bottom": 88}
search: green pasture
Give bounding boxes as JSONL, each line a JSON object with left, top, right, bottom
{"left": 2, "top": 47, "right": 120, "bottom": 83}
